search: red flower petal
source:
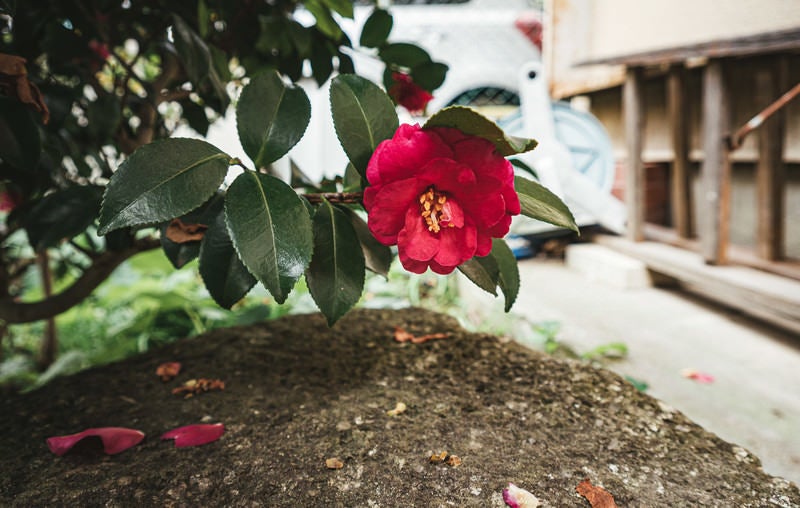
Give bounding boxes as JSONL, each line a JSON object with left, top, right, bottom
{"left": 365, "top": 123, "right": 519, "bottom": 274}
{"left": 161, "top": 423, "right": 225, "bottom": 448}
{"left": 47, "top": 427, "right": 145, "bottom": 456}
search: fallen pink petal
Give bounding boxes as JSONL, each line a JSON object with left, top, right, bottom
{"left": 503, "top": 482, "right": 541, "bottom": 508}
{"left": 46, "top": 427, "right": 145, "bottom": 456}
{"left": 681, "top": 368, "right": 715, "bottom": 384}
{"left": 161, "top": 423, "right": 225, "bottom": 448}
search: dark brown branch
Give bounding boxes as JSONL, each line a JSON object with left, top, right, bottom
{"left": 0, "top": 237, "right": 161, "bottom": 325}
{"left": 303, "top": 192, "right": 363, "bottom": 205}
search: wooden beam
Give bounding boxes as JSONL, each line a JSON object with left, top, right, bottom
{"left": 755, "top": 57, "right": 787, "bottom": 261}
{"left": 667, "top": 65, "right": 692, "bottom": 238}
{"left": 699, "top": 59, "right": 731, "bottom": 264}
{"left": 624, "top": 66, "right": 645, "bottom": 242}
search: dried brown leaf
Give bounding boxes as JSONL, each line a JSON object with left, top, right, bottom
{"left": 325, "top": 457, "right": 344, "bottom": 469}
{"left": 0, "top": 53, "right": 50, "bottom": 124}
{"left": 165, "top": 218, "right": 208, "bottom": 243}
{"left": 171, "top": 378, "right": 225, "bottom": 398}
{"left": 576, "top": 478, "right": 618, "bottom": 508}
{"left": 156, "top": 361, "right": 182, "bottom": 381}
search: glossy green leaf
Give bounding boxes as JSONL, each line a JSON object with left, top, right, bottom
{"left": 199, "top": 203, "right": 257, "bottom": 309}
{"left": 360, "top": 8, "right": 392, "bottom": 48}
{"left": 341, "top": 206, "right": 392, "bottom": 278}
{"left": 515, "top": 176, "right": 579, "bottom": 233}
{"left": 321, "top": 0, "right": 353, "bottom": 18}
{"left": 159, "top": 193, "right": 224, "bottom": 269}
{"left": 491, "top": 238, "right": 520, "bottom": 312}
{"left": 379, "top": 42, "right": 431, "bottom": 69}
{"left": 0, "top": 96, "right": 41, "bottom": 170}
{"left": 172, "top": 15, "right": 210, "bottom": 86}
{"left": 287, "top": 20, "right": 312, "bottom": 57}
{"left": 181, "top": 99, "right": 210, "bottom": 137}
{"left": 342, "top": 162, "right": 362, "bottom": 192}
{"left": 237, "top": 71, "right": 311, "bottom": 168}
{"left": 310, "top": 38, "right": 334, "bottom": 86}
{"left": 172, "top": 15, "right": 229, "bottom": 109}
{"left": 458, "top": 254, "right": 499, "bottom": 297}
{"left": 509, "top": 157, "right": 537, "bottom": 179}
{"left": 98, "top": 138, "right": 230, "bottom": 234}
{"left": 306, "top": 200, "right": 365, "bottom": 326}
{"left": 424, "top": 106, "right": 538, "bottom": 156}
{"left": 330, "top": 74, "right": 398, "bottom": 178}
{"left": 224, "top": 171, "right": 313, "bottom": 304}
{"left": 24, "top": 186, "right": 103, "bottom": 252}
{"left": 304, "top": 0, "right": 342, "bottom": 40}
{"left": 410, "top": 61, "right": 448, "bottom": 92}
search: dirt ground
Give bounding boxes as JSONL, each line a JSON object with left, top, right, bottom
{"left": 1, "top": 308, "right": 798, "bottom": 507}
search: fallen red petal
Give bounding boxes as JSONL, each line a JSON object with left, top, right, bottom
{"left": 393, "top": 326, "right": 449, "bottom": 344}
{"left": 161, "top": 423, "right": 224, "bottom": 448}
{"left": 503, "top": 482, "right": 541, "bottom": 508}
{"left": 576, "top": 478, "right": 618, "bottom": 508}
{"left": 681, "top": 368, "right": 715, "bottom": 383}
{"left": 47, "top": 427, "right": 145, "bottom": 456}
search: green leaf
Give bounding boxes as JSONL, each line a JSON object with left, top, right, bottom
{"left": 172, "top": 15, "right": 229, "bottom": 109}
{"left": 509, "top": 157, "right": 537, "bottom": 179}
{"left": 310, "top": 37, "right": 335, "bottom": 86}
{"left": 159, "top": 193, "right": 224, "bottom": 268}
{"left": 304, "top": 0, "right": 343, "bottom": 40}
{"left": 458, "top": 254, "right": 499, "bottom": 297}
{"left": 360, "top": 8, "right": 393, "bottom": 48}
{"left": 321, "top": 0, "right": 353, "bottom": 18}
{"left": 237, "top": 71, "right": 311, "bottom": 168}
{"left": 98, "top": 138, "right": 230, "bottom": 234}
{"left": 0, "top": 96, "right": 41, "bottom": 170}
{"left": 199, "top": 202, "right": 257, "bottom": 309}
{"left": 342, "top": 162, "right": 362, "bottom": 192}
{"left": 379, "top": 42, "right": 431, "bottom": 69}
{"left": 330, "top": 74, "right": 398, "bottom": 178}
{"left": 181, "top": 99, "right": 210, "bottom": 137}
{"left": 306, "top": 200, "right": 365, "bottom": 326}
{"left": 341, "top": 206, "right": 392, "bottom": 278}
{"left": 224, "top": 171, "right": 313, "bottom": 304}
{"left": 410, "top": 61, "right": 448, "bottom": 92}
{"left": 287, "top": 20, "right": 313, "bottom": 57}
{"left": 491, "top": 238, "right": 520, "bottom": 312}
{"left": 515, "top": 176, "right": 579, "bottom": 233}
{"left": 197, "top": 0, "right": 209, "bottom": 38}
{"left": 424, "top": 106, "right": 538, "bottom": 156}
{"left": 23, "top": 186, "right": 103, "bottom": 252}
{"left": 172, "top": 15, "right": 210, "bottom": 87}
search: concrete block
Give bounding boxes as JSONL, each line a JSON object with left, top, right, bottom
{"left": 565, "top": 243, "right": 652, "bottom": 289}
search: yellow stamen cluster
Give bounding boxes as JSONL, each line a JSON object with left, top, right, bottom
{"left": 419, "top": 187, "right": 454, "bottom": 233}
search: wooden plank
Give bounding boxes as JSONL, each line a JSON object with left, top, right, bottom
{"left": 595, "top": 234, "right": 800, "bottom": 335}
{"left": 624, "top": 66, "right": 645, "bottom": 242}
{"left": 667, "top": 65, "right": 692, "bottom": 238}
{"left": 756, "top": 56, "right": 788, "bottom": 261}
{"left": 699, "top": 59, "right": 731, "bottom": 264}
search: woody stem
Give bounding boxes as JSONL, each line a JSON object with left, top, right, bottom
{"left": 303, "top": 192, "right": 363, "bottom": 205}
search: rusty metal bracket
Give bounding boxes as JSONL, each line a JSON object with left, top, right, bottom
{"left": 727, "top": 80, "right": 800, "bottom": 151}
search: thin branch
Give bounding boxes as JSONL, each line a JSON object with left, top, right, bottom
{"left": 0, "top": 236, "right": 161, "bottom": 325}
{"left": 303, "top": 192, "right": 363, "bottom": 205}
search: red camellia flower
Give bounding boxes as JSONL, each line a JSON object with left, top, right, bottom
{"left": 388, "top": 72, "right": 434, "bottom": 114}
{"left": 363, "top": 124, "right": 520, "bottom": 275}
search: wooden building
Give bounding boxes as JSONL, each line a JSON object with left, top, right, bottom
{"left": 545, "top": 0, "right": 800, "bottom": 333}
